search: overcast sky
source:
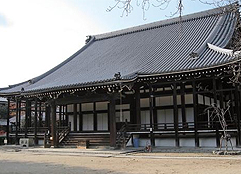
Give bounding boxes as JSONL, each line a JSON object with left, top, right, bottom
{"left": 0, "top": 0, "right": 215, "bottom": 88}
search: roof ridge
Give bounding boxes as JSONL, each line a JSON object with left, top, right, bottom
{"left": 94, "top": 4, "right": 236, "bottom": 41}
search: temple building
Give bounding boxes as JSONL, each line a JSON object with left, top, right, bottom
{"left": 0, "top": 4, "right": 241, "bottom": 148}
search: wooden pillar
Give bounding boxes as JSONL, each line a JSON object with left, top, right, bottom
{"left": 50, "top": 101, "right": 57, "bottom": 147}
{"left": 6, "top": 98, "right": 10, "bottom": 144}
{"left": 213, "top": 78, "right": 219, "bottom": 147}
{"left": 94, "top": 102, "right": 97, "bottom": 131}
{"left": 65, "top": 105, "right": 69, "bottom": 127}
{"left": 235, "top": 84, "right": 241, "bottom": 146}
{"left": 38, "top": 102, "right": 42, "bottom": 127}
{"left": 18, "top": 100, "right": 21, "bottom": 130}
{"left": 192, "top": 80, "right": 199, "bottom": 147}
{"left": 180, "top": 83, "right": 186, "bottom": 128}
{"left": 135, "top": 86, "right": 141, "bottom": 125}
{"left": 73, "top": 104, "right": 77, "bottom": 131}
{"left": 59, "top": 105, "right": 62, "bottom": 127}
{"left": 25, "top": 100, "right": 31, "bottom": 138}
{"left": 15, "top": 99, "right": 19, "bottom": 145}
{"left": 45, "top": 105, "right": 51, "bottom": 131}
{"left": 149, "top": 85, "right": 155, "bottom": 146}
{"left": 109, "top": 95, "right": 116, "bottom": 147}
{"left": 79, "top": 104, "right": 82, "bottom": 131}
{"left": 34, "top": 99, "right": 38, "bottom": 145}
{"left": 173, "top": 83, "right": 179, "bottom": 147}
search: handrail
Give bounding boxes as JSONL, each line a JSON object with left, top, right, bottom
{"left": 57, "top": 126, "right": 70, "bottom": 144}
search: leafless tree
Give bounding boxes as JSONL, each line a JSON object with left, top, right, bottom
{"left": 204, "top": 101, "right": 233, "bottom": 151}
{"left": 107, "top": 0, "right": 239, "bottom": 19}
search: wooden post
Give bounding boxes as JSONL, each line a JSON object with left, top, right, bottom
{"left": 235, "top": 84, "right": 241, "bottom": 146}
{"left": 38, "top": 102, "right": 42, "bottom": 127}
{"left": 73, "top": 104, "right": 77, "bottom": 131}
{"left": 34, "top": 99, "right": 38, "bottom": 146}
{"left": 135, "top": 86, "right": 141, "bottom": 125}
{"left": 18, "top": 100, "right": 21, "bottom": 130}
{"left": 50, "top": 101, "right": 57, "bottom": 147}
{"left": 15, "top": 99, "right": 19, "bottom": 145}
{"left": 181, "top": 83, "right": 186, "bottom": 128}
{"left": 192, "top": 80, "right": 199, "bottom": 147}
{"left": 109, "top": 95, "right": 116, "bottom": 147}
{"left": 65, "top": 105, "right": 69, "bottom": 127}
{"left": 149, "top": 85, "right": 155, "bottom": 146}
{"left": 6, "top": 98, "right": 10, "bottom": 144}
{"left": 94, "top": 102, "right": 97, "bottom": 131}
{"left": 213, "top": 78, "right": 219, "bottom": 147}
{"left": 79, "top": 104, "right": 82, "bottom": 131}
{"left": 25, "top": 100, "right": 31, "bottom": 138}
{"left": 173, "top": 83, "right": 179, "bottom": 147}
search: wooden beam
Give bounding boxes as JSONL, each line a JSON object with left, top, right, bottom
{"left": 18, "top": 100, "right": 21, "bottom": 130}
{"left": 149, "top": 85, "right": 155, "bottom": 146}
{"left": 55, "top": 93, "right": 119, "bottom": 105}
{"left": 94, "top": 102, "right": 97, "bottom": 131}
{"left": 25, "top": 100, "right": 31, "bottom": 138}
{"left": 173, "top": 83, "right": 179, "bottom": 147}
{"left": 109, "top": 95, "right": 116, "bottom": 147}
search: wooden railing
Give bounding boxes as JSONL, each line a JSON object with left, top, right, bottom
{"left": 57, "top": 126, "right": 70, "bottom": 144}
{"left": 123, "top": 120, "right": 238, "bottom": 133}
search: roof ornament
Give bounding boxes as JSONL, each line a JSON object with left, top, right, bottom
{"left": 207, "top": 43, "right": 241, "bottom": 57}
{"left": 85, "top": 36, "right": 92, "bottom": 44}
{"left": 189, "top": 52, "right": 199, "bottom": 59}
{"left": 114, "top": 72, "right": 121, "bottom": 80}
{"left": 21, "top": 87, "right": 24, "bottom": 92}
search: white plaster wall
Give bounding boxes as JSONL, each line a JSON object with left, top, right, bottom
{"left": 186, "top": 108, "right": 194, "bottom": 127}
{"left": 67, "top": 104, "right": 74, "bottom": 112}
{"left": 116, "top": 104, "right": 130, "bottom": 110}
{"left": 205, "top": 96, "right": 210, "bottom": 106}
{"left": 97, "top": 113, "right": 108, "bottom": 131}
{"left": 139, "top": 139, "right": 151, "bottom": 147}
{"left": 198, "top": 94, "right": 204, "bottom": 104}
{"left": 69, "top": 115, "right": 74, "bottom": 131}
{"left": 140, "top": 98, "right": 149, "bottom": 107}
{"left": 82, "top": 103, "right": 93, "bottom": 111}
{"left": 38, "top": 140, "right": 44, "bottom": 145}
{"left": 179, "top": 138, "right": 195, "bottom": 147}
{"left": 96, "top": 102, "right": 108, "bottom": 110}
{"left": 157, "top": 109, "right": 174, "bottom": 129}
{"left": 82, "top": 114, "right": 94, "bottom": 131}
{"left": 185, "top": 94, "right": 193, "bottom": 104}
{"left": 199, "top": 138, "right": 216, "bottom": 147}
{"left": 155, "top": 96, "right": 173, "bottom": 106}
{"left": 155, "top": 138, "right": 175, "bottom": 147}
{"left": 141, "top": 110, "right": 150, "bottom": 128}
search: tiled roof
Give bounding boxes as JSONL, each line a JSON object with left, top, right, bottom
{"left": 0, "top": 4, "right": 239, "bottom": 95}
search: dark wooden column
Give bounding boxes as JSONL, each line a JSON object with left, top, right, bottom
{"left": 15, "top": 99, "right": 19, "bottom": 145}
{"left": 192, "top": 80, "right": 199, "bottom": 147}
{"left": 180, "top": 83, "right": 186, "bottom": 128}
{"left": 213, "top": 78, "right": 219, "bottom": 147}
{"left": 79, "top": 104, "right": 82, "bottom": 131}
{"left": 59, "top": 105, "right": 62, "bottom": 127}
{"left": 109, "top": 95, "right": 116, "bottom": 147}
{"left": 38, "top": 102, "right": 42, "bottom": 127}
{"left": 45, "top": 105, "right": 51, "bottom": 131}
{"left": 235, "top": 84, "right": 241, "bottom": 146}
{"left": 149, "top": 85, "right": 155, "bottom": 146}
{"left": 65, "top": 105, "right": 69, "bottom": 127}
{"left": 34, "top": 99, "right": 38, "bottom": 145}
{"left": 73, "top": 104, "right": 77, "bottom": 131}
{"left": 173, "top": 83, "right": 179, "bottom": 147}
{"left": 6, "top": 98, "right": 10, "bottom": 144}
{"left": 18, "top": 100, "right": 21, "bottom": 130}
{"left": 135, "top": 86, "right": 141, "bottom": 125}
{"left": 50, "top": 101, "right": 57, "bottom": 147}
{"left": 25, "top": 100, "right": 31, "bottom": 138}
{"left": 94, "top": 102, "right": 97, "bottom": 131}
